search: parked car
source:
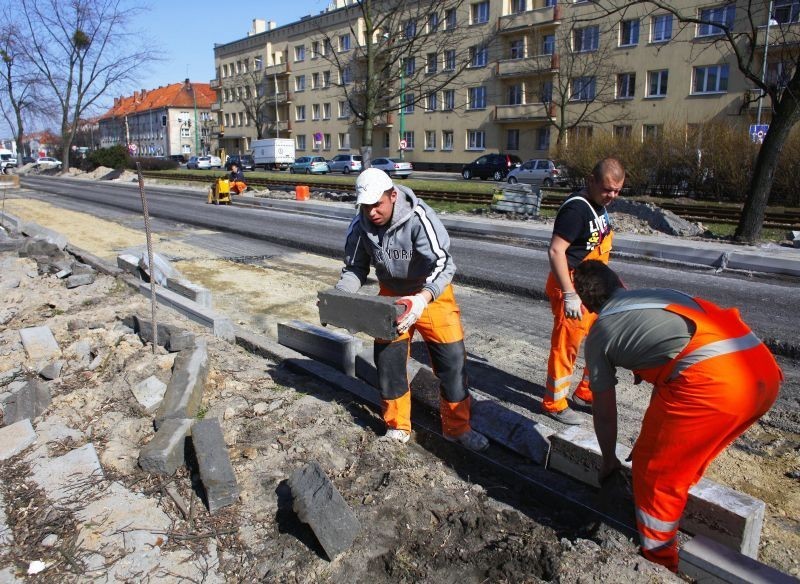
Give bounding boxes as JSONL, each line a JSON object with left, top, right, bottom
{"left": 168, "top": 154, "right": 187, "bottom": 164}
{"left": 328, "top": 154, "right": 362, "bottom": 174}
{"left": 506, "top": 159, "right": 565, "bottom": 187}
{"left": 370, "top": 158, "right": 413, "bottom": 178}
{"left": 461, "top": 153, "right": 522, "bottom": 181}
{"left": 290, "top": 156, "right": 330, "bottom": 174}
{"left": 187, "top": 155, "right": 217, "bottom": 170}
{"left": 225, "top": 154, "right": 255, "bottom": 171}
{"left": 35, "top": 156, "right": 62, "bottom": 170}
{"left": 209, "top": 155, "right": 222, "bottom": 169}
{"left": 22, "top": 156, "right": 36, "bottom": 165}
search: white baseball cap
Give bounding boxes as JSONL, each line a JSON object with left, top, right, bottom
{"left": 355, "top": 167, "right": 394, "bottom": 205}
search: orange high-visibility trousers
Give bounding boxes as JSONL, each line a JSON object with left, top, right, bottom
{"left": 376, "top": 284, "right": 472, "bottom": 438}
{"left": 230, "top": 181, "right": 247, "bottom": 194}
{"left": 630, "top": 299, "right": 782, "bottom": 572}
{"left": 543, "top": 234, "right": 613, "bottom": 413}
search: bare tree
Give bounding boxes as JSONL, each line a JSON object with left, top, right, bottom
{"left": 315, "top": 0, "right": 494, "bottom": 167}
{"left": 608, "top": 1, "right": 800, "bottom": 242}
{"left": 234, "top": 68, "right": 276, "bottom": 140}
{"left": 12, "top": 0, "right": 159, "bottom": 170}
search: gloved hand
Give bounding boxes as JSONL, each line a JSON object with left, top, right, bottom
{"left": 563, "top": 291, "right": 583, "bottom": 320}
{"left": 396, "top": 294, "right": 428, "bottom": 334}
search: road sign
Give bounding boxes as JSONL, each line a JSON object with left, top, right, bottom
{"left": 399, "top": 139, "right": 407, "bottom": 150}
{"left": 749, "top": 124, "right": 769, "bottom": 144}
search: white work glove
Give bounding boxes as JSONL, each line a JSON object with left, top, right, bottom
{"left": 563, "top": 291, "right": 583, "bottom": 320}
{"left": 396, "top": 294, "right": 428, "bottom": 334}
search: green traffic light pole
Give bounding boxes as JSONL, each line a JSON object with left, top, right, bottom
{"left": 399, "top": 67, "right": 406, "bottom": 162}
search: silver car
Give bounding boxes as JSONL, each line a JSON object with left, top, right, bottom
{"left": 370, "top": 158, "right": 413, "bottom": 178}
{"left": 328, "top": 154, "right": 362, "bottom": 174}
{"left": 507, "top": 159, "right": 564, "bottom": 187}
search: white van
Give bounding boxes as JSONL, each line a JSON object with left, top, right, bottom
{"left": 252, "top": 138, "right": 295, "bottom": 170}
{"left": 0, "top": 149, "right": 16, "bottom": 173}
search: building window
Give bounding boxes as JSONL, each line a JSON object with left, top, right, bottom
{"left": 341, "top": 66, "right": 352, "bottom": 84}
{"left": 254, "top": 57, "right": 263, "bottom": 71}
{"left": 295, "top": 105, "right": 306, "bottom": 121}
{"left": 312, "top": 41, "right": 320, "bottom": 58}
{"left": 339, "top": 34, "right": 351, "bottom": 52}
{"left": 444, "top": 49, "right": 456, "bottom": 71}
{"left": 471, "top": 1, "right": 490, "bottom": 24}
{"left": 508, "top": 84, "right": 523, "bottom": 105}
{"left": 323, "top": 70, "right": 331, "bottom": 88}
{"left": 294, "top": 45, "right": 305, "bottom": 61}
{"left": 444, "top": 8, "right": 457, "bottom": 31}
{"left": 698, "top": 5, "right": 735, "bottom": 37}
{"left": 467, "top": 130, "right": 486, "bottom": 149}
{"left": 323, "top": 103, "right": 331, "bottom": 119}
{"left": 425, "top": 130, "right": 436, "bottom": 150}
{"left": 383, "top": 132, "right": 391, "bottom": 148}
{"left": 470, "top": 45, "right": 488, "bottom": 67}
{"left": 428, "top": 12, "right": 440, "bottom": 33}
{"left": 774, "top": 0, "right": 800, "bottom": 24}
{"left": 297, "top": 134, "right": 306, "bottom": 150}
{"left": 643, "top": 124, "right": 662, "bottom": 140}
{"left": 426, "top": 92, "right": 438, "bottom": 111}
{"left": 468, "top": 86, "right": 486, "bottom": 109}
{"left": 404, "top": 19, "right": 417, "bottom": 39}
{"left": 542, "top": 34, "right": 555, "bottom": 55}
{"left": 510, "top": 39, "right": 525, "bottom": 59}
{"left": 540, "top": 80, "right": 553, "bottom": 103}
{"left": 181, "top": 125, "right": 190, "bottom": 138}
{"left": 573, "top": 26, "right": 599, "bottom": 52}
{"left": 511, "top": 0, "right": 526, "bottom": 14}
{"left": 647, "top": 69, "right": 668, "bottom": 97}
{"left": 693, "top": 64, "right": 729, "bottom": 93}
{"left": 620, "top": 19, "right": 640, "bottom": 46}
{"left": 404, "top": 57, "right": 416, "bottom": 76}
{"left": 568, "top": 125, "right": 593, "bottom": 143}
{"left": 295, "top": 75, "right": 306, "bottom": 92}
{"left": 442, "top": 130, "right": 454, "bottom": 150}
{"left": 617, "top": 72, "right": 635, "bottom": 99}
{"left": 651, "top": 14, "right": 673, "bottom": 42}
{"left": 536, "top": 127, "right": 550, "bottom": 150}
{"left": 312, "top": 72, "right": 319, "bottom": 89}
{"left": 312, "top": 104, "right": 320, "bottom": 120}
{"left": 767, "top": 61, "right": 791, "bottom": 89}
{"left": 443, "top": 89, "right": 455, "bottom": 110}
{"left": 338, "top": 100, "right": 350, "bottom": 118}
{"left": 571, "top": 76, "right": 596, "bottom": 101}
{"left": 506, "top": 129, "right": 520, "bottom": 150}
{"left": 402, "top": 131, "right": 415, "bottom": 150}
{"left": 403, "top": 92, "right": 415, "bottom": 113}
{"left": 323, "top": 134, "right": 331, "bottom": 150}
{"left": 339, "top": 132, "right": 350, "bottom": 149}
{"left": 613, "top": 125, "right": 632, "bottom": 139}
{"left": 427, "top": 53, "right": 438, "bottom": 74}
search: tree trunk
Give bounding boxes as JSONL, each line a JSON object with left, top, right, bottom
{"left": 735, "top": 89, "right": 800, "bottom": 242}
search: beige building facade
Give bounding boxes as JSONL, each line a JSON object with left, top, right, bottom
{"left": 211, "top": 0, "right": 777, "bottom": 168}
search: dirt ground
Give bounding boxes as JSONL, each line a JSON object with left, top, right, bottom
{"left": 0, "top": 189, "right": 798, "bottom": 582}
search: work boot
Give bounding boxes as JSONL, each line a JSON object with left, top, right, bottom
{"left": 545, "top": 407, "right": 583, "bottom": 425}
{"left": 445, "top": 429, "right": 489, "bottom": 452}
{"left": 571, "top": 394, "right": 592, "bottom": 408}
{"left": 380, "top": 428, "right": 411, "bottom": 444}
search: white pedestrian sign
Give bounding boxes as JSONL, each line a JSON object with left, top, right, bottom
{"left": 749, "top": 124, "right": 769, "bottom": 144}
{"left": 399, "top": 139, "right": 407, "bottom": 150}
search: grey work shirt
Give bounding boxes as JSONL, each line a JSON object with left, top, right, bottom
{"left": 585, "top": 288, "right": 699, "bottom": 393}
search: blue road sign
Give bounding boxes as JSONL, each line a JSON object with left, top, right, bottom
{"left": 750, "top": 124, "right": 769, "bottom": 144}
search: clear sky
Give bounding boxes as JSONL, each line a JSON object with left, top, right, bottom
{"left": 1, "top": 0, "right": 332, "bottom": 138}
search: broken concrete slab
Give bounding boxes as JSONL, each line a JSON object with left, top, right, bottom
{"left": 278, "top": 320, "right": 362, "bottom": 378}
{"left": 65, "top": 273, "right": 95, "bottom": 288}
{"left": 30, "top": 443, "right": 104, "bottom": 505}
{"left": 155, "top": 340, "right": 208, "bottom": 428}
{"left": 69, "top": 261, "right": 94, "bottom": 276}
{"left": 138, "top": 252, "right": 181, "bottom": 286}
{"left": 19, "top": 326, "right": 61, "bottom": 361}
{"left": 288, "top": 461, "right": 360, "bottom": 560}
{"left": 126, "top": 314, "right": 195, "bottom": 352}
{"left": 37, "top": 360, "right": 64, "bottom": 380}
{"left": 192, "top": 418, "right": 239, "bottom": 513}
{"left": 679, "top": 534, "right": 796, "bottom": 583}
{"left": 131, "top": 375, "right": 167, "bottom": 414}
{"left": 17, "top": 236, "right": 66, "bottom": 258}
{"left": 166, "top": 329, "right": 195, "bottom": 353}
{"left": 166, "top": 277, "right": 212, "bottom": 308}
{"left": 0, "top": 379, "right": 51, "bottom": 426}
{"left": 317, "top": 288, "right": 404, "bottom": 340}
{"left": 116, "top": 253, "right": 142, "bottom": 277}
{"left": 20, "top": 224, "right": 68, "bottom": 250}
{"left": 0, "top": 419, "right": 36, "bottom": 460}
{"left": 547, "top": 425, "right": 767, "bottom": 557}
{"left": 55, "top": 268, "right": 72, "bottom": 279}
{"left": 138, "top": 418, "right": 193, "bottom": 475}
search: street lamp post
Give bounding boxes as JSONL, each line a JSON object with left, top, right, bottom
{"left": 399, "top": 66, "right": 405, "bottom": 161}
{"left": 756, "top": 0, "right": 775, "bottom": 127}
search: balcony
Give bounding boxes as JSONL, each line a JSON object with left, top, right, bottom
{"left": 266, "top": 91, "right": 292, "bottom": 104}
{"left": 210, "top": 102, "right": 222, "bottom": 112}
{"left": 263, "top": 61, "right": 290, "bottom": 77}
{"left": 209, "top": 79, "right": 221, "bottom": 89}
{"left": 494, "top": 102, "right": 554, "bottom": 122}
{"left": 499, "top": 4, "right": 561, "bottom": 34}
{"left": 354, "top": 113, "right": 394, "bottom": 128}
{"left": 265, "top": 120, "right": 292, "bottom": 133}
{"left": 497, "top": 53, "right": 559, "bottom": 77}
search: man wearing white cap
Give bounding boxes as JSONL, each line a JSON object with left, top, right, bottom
{"left": 335, "top": 168, "right": 489, "bottom": 451}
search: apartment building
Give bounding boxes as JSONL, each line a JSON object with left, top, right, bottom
{"left": 99, "top": 80, "right": 217, "bottom": 158}
{"left": 211, "top": 1, "right": 781, "bottom": 167}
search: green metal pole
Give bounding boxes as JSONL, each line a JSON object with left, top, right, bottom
{"left": 192, "top": 85, "right": 199, "bottom": 155}
{"left": 399, "top": 67, "right": 405, "bottom": 161}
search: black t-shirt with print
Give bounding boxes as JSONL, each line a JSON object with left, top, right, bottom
{"left": 552, "top": 194, "right": 612, "bottom": 268}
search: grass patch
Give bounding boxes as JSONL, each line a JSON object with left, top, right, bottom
{"left": 698, "top": 222, "right": 786, "bottom": 242}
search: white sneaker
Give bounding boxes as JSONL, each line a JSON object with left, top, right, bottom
{"left": 445, "top": 429, "right": 489, "bottom": 452}
{"left": 380, "top": 428, "right": 411, "bottom": 444}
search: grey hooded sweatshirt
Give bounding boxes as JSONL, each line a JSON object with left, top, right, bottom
{"left": 335, "top": 184, "right": 455, "bottom": 299}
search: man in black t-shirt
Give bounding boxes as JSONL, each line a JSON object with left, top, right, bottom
{"left": 541, "top": 158, "right": 625, "bottom": 425}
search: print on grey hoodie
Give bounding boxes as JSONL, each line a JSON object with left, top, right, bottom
{"left": 336, "top": 184, "right": 455, "bottom": 299}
